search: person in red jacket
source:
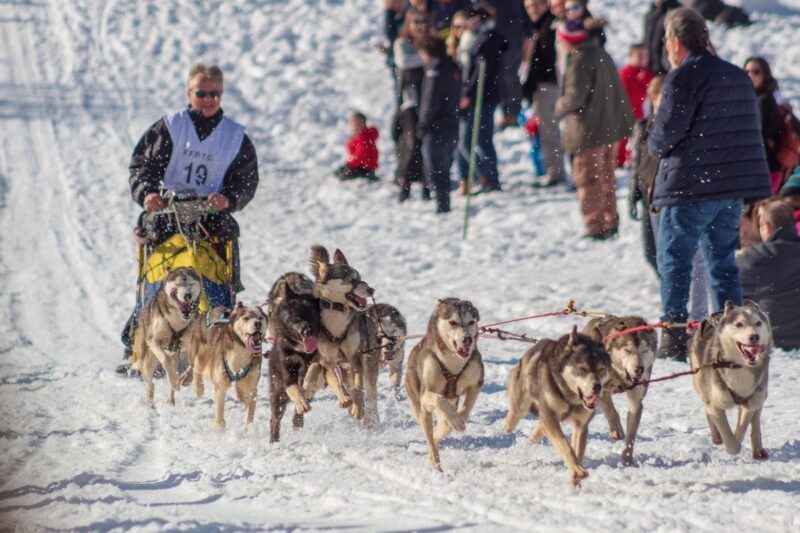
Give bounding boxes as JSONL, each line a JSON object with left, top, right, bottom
{"left": 336, "top": 111, "right": 380, "bottom": 181}
{"left": 616, "top": 43, "right": 654, "bottom": 168}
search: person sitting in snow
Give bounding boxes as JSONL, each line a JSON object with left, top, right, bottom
{"left": 335, "top": 111, "right": 379, "bottom": 181}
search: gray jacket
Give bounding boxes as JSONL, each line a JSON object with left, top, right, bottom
{"left": 737, "top": 224, "right": 800, "bottom": 350}
{"left": 554, "top": 41, "right": 633, "bottom": 153}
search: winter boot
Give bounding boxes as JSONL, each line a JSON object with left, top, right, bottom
{"left": 656, "top": 326, "right": 689, "bottom": 362}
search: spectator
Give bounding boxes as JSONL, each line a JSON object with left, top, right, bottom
{"left": 446, "top": 10, "right": 469, "bottom": 64}
{"left": 646, "top": 8, "right": 771, "bottom": 360}
{"left": 554, "top": 18, "right": 633, "bottom": 240}
{"left": 643, "top": 0, "right": 682, "bottom": 76}
{"left": 484, "top": 0, "right": 526, "bottom": 130}
{"left": 416, "top": 35, "right": 462, "bottom": 213}
{"left": 744, "top": 57, "right": 788, "bottom": 195}
{"left": 433, "top": 0, "right": 473, "bottom": 37}
{"left": 779, "top": 169, "right": 800, "bottom": 234}
{"left": 736, "top": 198, "right": 800, "bottom": 350}
{"left": 393, "top": 7, "right": 432, "bottom": 202}
{"left": 521, "top": 0, "right": 567, "bottom": 187}
{"left": 335, "top": 111, "right": 379, "bottom": 181}
{"left": 617, "top": 43, "right": 654, "bottom": 168}
{"left": 629, "top": 75, "right": 665, "bottom": 274}
{"left": 457, "top": 4, "right": 508, "bottom": 194}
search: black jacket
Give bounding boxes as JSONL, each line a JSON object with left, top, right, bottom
{"left": 643, "top": 0, "right": 681, "bottom": 76}
{"left": 756, "top": 90, "right": 785, "bottom": 172}
{"left": 461, "top": 24, "right": 508, "bottom": 105}
{"left": 417, "top": 54, "right": 462, "bottom": 139}
{"left": 647, "top": 49, "right": 771, "bottom": 208}
{"left": 521, "top": 10, "right": 557, "bottom": 100}
{"left": 129, "top": 108, "right": 259, "bottom": 238}
{"left": 737, "top": 224, "right": 800, "bottom": 350}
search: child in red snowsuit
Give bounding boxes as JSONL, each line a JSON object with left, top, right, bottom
{"left": 617, "top": 43, "right": 654, "bottom": 168}
{"left": 336, "top": 111, "right": 379, "bottom": 180}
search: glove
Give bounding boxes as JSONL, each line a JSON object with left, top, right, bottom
{"left": 628, "top": 177, "right": 642, "bottom": 221}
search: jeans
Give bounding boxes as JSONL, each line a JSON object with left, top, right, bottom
{"left": 457, "top": 102, "right": 499, "bottom": 189}
{"left": 657, "top": 198, "right": 743, "bottom": 321}
{"left": 422, "top": 126, "right": 458, "bottom": 212}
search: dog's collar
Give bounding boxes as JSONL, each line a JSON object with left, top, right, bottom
{"left": 222, "top": 354, "right": 258, "bottom": 382}
{"left": 321, "top": 324, "right": 348, "bottom": 344}
{"left": 320, "top": 299, "right": 348, "bottom": 313}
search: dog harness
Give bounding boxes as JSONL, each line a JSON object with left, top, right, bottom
{"left": 434, "top": 335, "right": 482, "bottom": 399}
{"left": 222, "top": 354, "right": 259, "bottom": 382}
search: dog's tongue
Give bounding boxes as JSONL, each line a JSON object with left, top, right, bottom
{"left": 352, "top": 295, "right": 367, "bottom": 308}
{"left": 381, "top": 348, "right": 394, "bottom": 362}
{"left": 739, "top": 343, "right": 764, "bottom": 364}
{"left": 584, "top": 394, "right": 599, "bottom": 409}
{"left": 456, "top": 346, "right": 470, "bottom": 358}
{"left": 302, "top": 335, "right": 318, "bottom": 353}
{"left": 247, "top": 332, "right": 263, "bottom": 354}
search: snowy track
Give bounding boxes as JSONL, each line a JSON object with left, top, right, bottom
{"left": 1, "top": 0, "right": 800, "bottom": 530}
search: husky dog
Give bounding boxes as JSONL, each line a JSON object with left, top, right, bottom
{"left": 361, "top": 303, "right": 407, "bottom": 426}
{"left": 690, "top": 300, "right": 772, "bottom": 459}
{"left": 183, "top": 303, "right": 267, "bottom": 430}
{"left": 266, "top": 273, "right": 320, "bottom": 443}
{"left": 136, "top": 267, "right": 201, "bottom": 406}
{"left": 303, "top": 245, "right": 374, "bottom": 420}
{"left": 405, "top": 298, "right": 484, "bottom": 471}
{"left": 584, "top": 315, "right": 657, "bottom": 466}
{"left": 503, "top": 327, "right": 610, "bottom": 484}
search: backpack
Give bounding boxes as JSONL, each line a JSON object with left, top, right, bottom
{"left": 776, "top": 105, "right": 800, "bottom": 171}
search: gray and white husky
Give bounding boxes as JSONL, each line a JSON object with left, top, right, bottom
{"left": 689, "top": 300, "right": 772, "bottom": 459}
{"left": 584, "top": 315, "right": 657, "bottom": 466}
{"left": 360, "top": 302, "right": 407, "bottom": 426}
{"left": 135, "top": 267, "right": 202, "bottom": 406}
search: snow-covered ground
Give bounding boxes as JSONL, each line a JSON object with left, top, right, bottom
{"left": 1, "top": 0, "right": 799, "bottom": 530}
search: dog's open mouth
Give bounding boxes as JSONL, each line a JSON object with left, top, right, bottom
{"left": 737, "top": 342, "right": 766, "bottom": 366}
{"left": 453, "top": 339, "right": 472, "bottom": 358}
{"left": 302, "top": 335, "right": 318, "bottom": 353}
{"left": 246, "top": 332, "right": 264, "bottom": 354}
{"left": 579, "top": 389, "right": 599, "bottom": 410}
{"left": 346, "top": 292, "right": 368, "bottom": 310}
{"left": 170, "top": 289, "right": 194, "bottom": 319}
{"left": 380, "top": 347, "right": 395, "bottom": 362}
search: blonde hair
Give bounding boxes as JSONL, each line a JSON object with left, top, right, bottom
{"left": 187, "top": 63, "right": 224, "bottom": 88}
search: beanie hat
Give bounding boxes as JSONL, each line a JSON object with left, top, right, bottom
{"left": 557, "top": 20, "right": 587, "bottom": 45}
{"left": 780, "top": 167, "right": 800, "bottom": 196}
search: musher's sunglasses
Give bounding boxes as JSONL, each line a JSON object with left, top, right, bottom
{"left": 194, "top": 90, "right": 222, "bottom": 99}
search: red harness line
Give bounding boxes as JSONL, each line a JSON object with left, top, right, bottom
{"left": 603, "top": 320, "right": 701, "bottom": 342}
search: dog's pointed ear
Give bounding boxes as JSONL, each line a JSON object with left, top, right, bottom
{"left": 589, "top": 326, "right": 604, "bottom": 344}
{"left": 567, "top": 325, "right": 579, "bottom": 346}
{"left": 236, "top": 301, "right": 243, "bottom": 309}
{"left": 165, "top": 266, "right": 172, "bottom": 274}
{"left": 317, "top": 261, "right": 329, "bottom": 282}
{"left": 723, "top": 300, "right": 736, "bottom": 315}
{"left": 333, "top": 249, "right": 348, "bottom": 266}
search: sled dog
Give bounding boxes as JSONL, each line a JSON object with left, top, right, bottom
{"left": 266, "top": 273, "right": 320, "bottom": 443}
{"left": 584, "top": 315, "right": 657, "bottom": 466}
{"left": 361, "top": 303, "right": 407, "bottom": 425}
{"left": 689, "top": 300, "right": 772, "bottom": 459}
{"left": 503, "top": 326, "right": 609, "bottom": 484}
{"left": 136, "top": 267, "right": 201, "bottom": 406}
{"left": 405, "top": 298, "right": 484, "bottom": 471}
{"left": 303, "top": 245, "right": 374, "bottom": 420}
{"left": 183, "top": 302, "right": 267, "bottom": 430}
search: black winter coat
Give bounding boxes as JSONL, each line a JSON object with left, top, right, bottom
{"left": 756, "top": 90, "right": 785, "bottom": 173}
{"left": 643, "top": 0, "right": 681, "bottom": 76}
{"left": 417, "top": 54, "right": 462, "bottom": 140}
{"left": 461, "top": 25, "right": 508, "bottom": 106}
{"left": 521, "top": 10, "right": 557, "bottom": 100}
{"left": 737, "top": 224, "right": 800, "bottom": 350}
{"left": 647, "top": 49, "right": 771, "bottom": 208}
{"left": 129, "top": 108, "right": 259, "bottom": 239}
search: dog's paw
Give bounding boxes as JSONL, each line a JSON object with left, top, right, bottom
{"left": 724, "top": 440, "right": 742, "bottom": 455}
{"left": 752, "top": 448, "right": 769, "bottom": 460}
{"left": 349, "top": 402, "right": 364, "bottom": 420}
{"left": 211, "top": 419, "right": 227, "bottom": 431}
{"left": 609, "top": 430, "right": 624, "bottom": 441}
{"left": 571, "top": 468, "right": 589, "bottom": 486}
{"left": 621, "top": 450, "right": 637, "bottom": 467}
{"left": 501, "top": 417, "right": 515, "bottom": 434}
{"left": 449, "top": 413, "right": 466, "bottom": 432}
{"left": 295, "top": 400, "right": 311, "bottom": 415}
{"left": 339, "top": 398, "right": 353, "bottom": 409}
{"left": 179, "top": 366, "right": 193, "bottom": 387}
{"left": 711, "top": 434, "right": 723, "bottom": 445}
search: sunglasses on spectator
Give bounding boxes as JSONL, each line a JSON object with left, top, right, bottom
{"left": 412, "top": 18, "right": 429, "bottom": 25}
{"left": 452, "top": 23, "right": 464, "bottom": 30}
{"left": 195, "top": 90, "right": 222, "bottom": 99}
{"left": 565, "top": 4, "right": 582, "bottom": 12}
{"left": 746, "top": 69, "right": 763, "bottom": 75}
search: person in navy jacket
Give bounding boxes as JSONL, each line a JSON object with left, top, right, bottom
{"left": 646, "top": 8, "right": 770, "bottom": 360}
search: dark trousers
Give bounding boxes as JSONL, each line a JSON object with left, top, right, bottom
{"left": 393, "top": 108, "right": 425, "bottom": 191}
{"left": 422, "top": 125, "right": 458, "bottom": 213}
{"left": 457, "top": 102, "right": 499, "bottom": 189}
